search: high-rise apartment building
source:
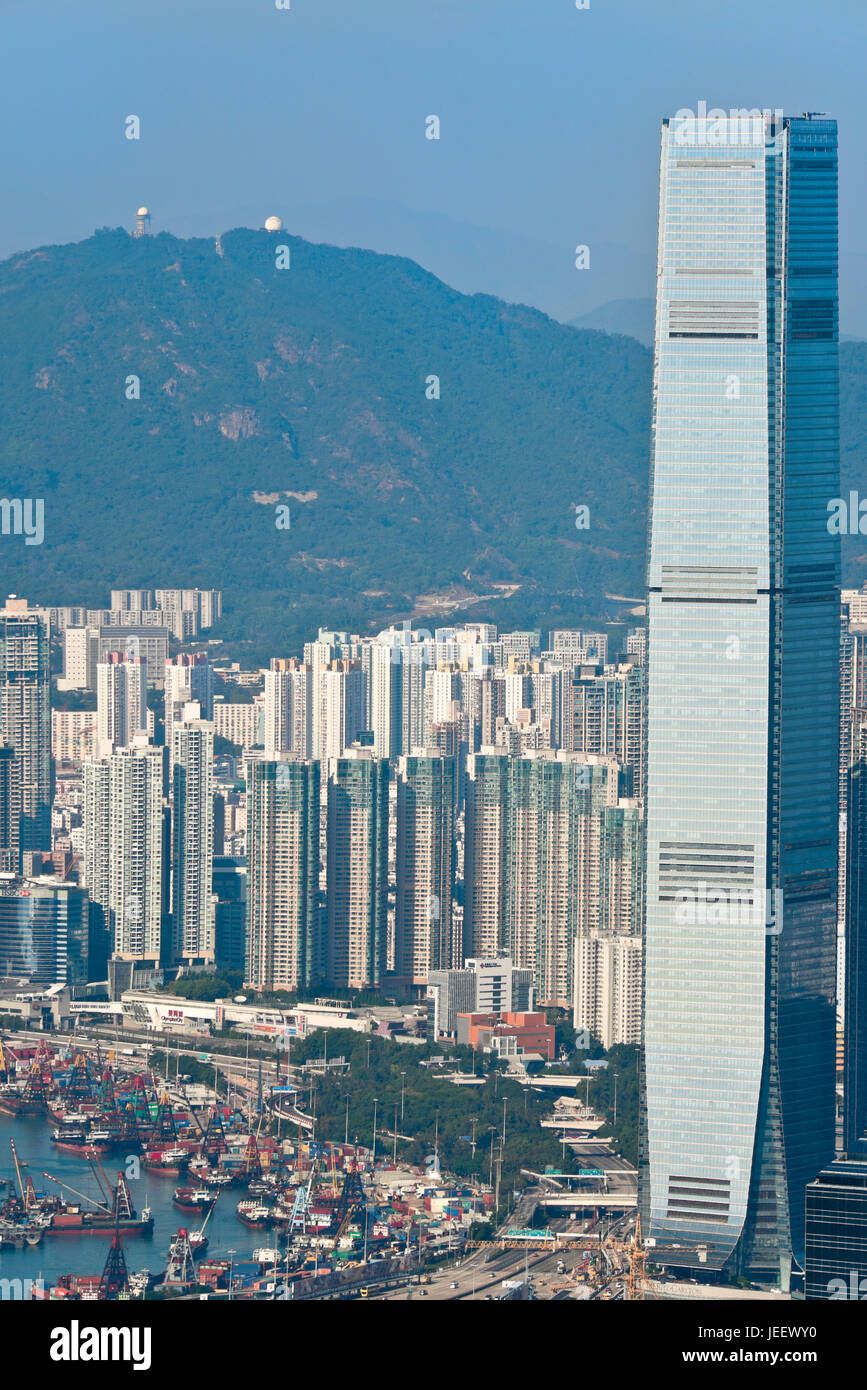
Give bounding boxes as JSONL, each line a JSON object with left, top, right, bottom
{"left": 263, "top": 658, "right": 313, "bottom": 758}
{"left": 0, "top": 597, "right": 51, "bottom": 854}
{"left": 370, "top": 641, "right": 402, "bottom": 759}
{"left": 505, "top": 752, "right": 628, "bottom": 1010}
{"left": 641, "top": 112, "right": 839, "bottom": 1287}
{"left": 171, "top": 705, "right": 215, "bottom": 963}
{"left": 84, "top": 743, "right": 168, "bottom": 960}
{"left": 317, "top": 660, "right": 365, "bottom": 762}
{"left": 574, "top": 931, "right": 642, "bottom": 1049}
{"left": 464, "top": 752, "right": 511, "bottom": 957}
{"left": 395, "top": 752, "right": 456, "bottom": 987}
{"left": 61, "top": 625, "right": 99, "bottom": 691}
{"left": 263, "top": 659, "right": 292, "bottom": 757}
{"left": 246, "top": 754, "right": 320, "bottom": 991}
{"left": 96, "top": 651, "right": 146, "bottom": 752}
{"left": 326, "top": 750, "right": 388, "bottom": 989}
{"left": 570, "top": 661, "right": 645, "bottom": 799}
{"left": 165, "top": 654, "right": 214, "bottom": 755}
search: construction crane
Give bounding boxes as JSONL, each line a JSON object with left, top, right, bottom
{"left": 595, "top": 1213, "right": 708, "bottom": 1301}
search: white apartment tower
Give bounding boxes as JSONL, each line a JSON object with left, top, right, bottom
{"left": 96, "top": 651, "right": 146, "bottom": 752}
{"left": 83, "top": 744, "right": 167, "bottom": 959}
{"left": 171, "top": 703, "right": 215, "bottom": 963}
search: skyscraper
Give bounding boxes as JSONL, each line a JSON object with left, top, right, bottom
{"left": 570, "top": 660, "right": 645, "bottom": 799}
{"left": 505, "top": 752, "right": 631, "bottom": 1010}
{"left": 0, "top": 743, "right": 20, "bottom": 872}
{"left": 164, "top": 653, "right": 214, "bottom": 756}
{"left": 464, "top": 752, "right": 510, "bottom": 957}
{"left": 96, "top": 650, "right": 146, "bottom": 752}
{"left": 395, "top": 751, "right": 456, "bottom": 988}
{"left": 0, "top": 596, "right": 51, "bottom": 855}
{"left": 246, "top": 754, "right": 320, "bottom": 991}
{"left": 641, "top": 111, "right": 840, "bottom": 1287}
{"left": 0, "top": 874, "right": 89, "bottom": 984}
{"left": 263, "top": 658, "right": 314, "bottom": 758}
{"left": 326, "top": 750, "right": 388, "bottom": 989}
{"left": 171, "top": 705, "right": 215, "bottom": 963}
{"left": 845, "top": 711, "right": 867, "bottom": 1159}
{"left": 317, "top": 660, "right": 365, "bottom": 761}
{"left": 84, "top": 743, "right": 168, "bottom": 960}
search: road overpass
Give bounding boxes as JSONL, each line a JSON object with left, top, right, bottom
{"left": 536, "top": 1192, "right": 636, "bottom": 1212}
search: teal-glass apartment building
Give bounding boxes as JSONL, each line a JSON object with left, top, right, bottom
{"left": 640, "top": 112, "right": 839, "bottom": 1287}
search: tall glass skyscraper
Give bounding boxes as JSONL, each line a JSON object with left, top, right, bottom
{"left": 0, "top": 597, "right": 51, "bottom": 856}
{"left": 641, "top": 111, "right": 839, "bottom": 1288}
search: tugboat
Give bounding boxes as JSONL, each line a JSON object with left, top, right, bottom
{"left": 172, "top": 1187, "right": 215, "bottom": 1214}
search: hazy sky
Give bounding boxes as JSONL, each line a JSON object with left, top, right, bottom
{"left": 2, "top": 0, "right": 865, "bottom": 325}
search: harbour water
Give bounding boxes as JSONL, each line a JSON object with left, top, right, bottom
{"left": 0, "top": 1111, "right": 271, "bottom": 1290}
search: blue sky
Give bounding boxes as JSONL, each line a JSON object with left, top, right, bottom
{"left": 2, "top": 0, "right": 865, "bottom": 327}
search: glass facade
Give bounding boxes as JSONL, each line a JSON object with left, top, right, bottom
{"left": 845, "top": 722, "right": 867, "bottom": 1158}
{"left": 0, "top": 879, "right": 89, "bottom": 984}
{"left": 805, "top": 1160, "right": 867, "bottom": 1300}
{"left": 641, "top": 114, "right": 839, "bottom": 1286}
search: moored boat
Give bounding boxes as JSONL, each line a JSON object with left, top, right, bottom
{"left": 172, "top": 1187, "right": 215, "bottom": 1214}
{"left": 236, "top": 1200, "right": 272, "bottom": 1228}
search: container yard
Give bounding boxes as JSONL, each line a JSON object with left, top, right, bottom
{"left": 0, "top": 1036, "right": 493, "bottom": 1299}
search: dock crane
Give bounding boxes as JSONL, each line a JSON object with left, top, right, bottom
{"left": 42, "top": 1170, "right": 113, "bottom": 1216}
{"left": 329, "top": 1159, "right": 366, "bottom": 1242}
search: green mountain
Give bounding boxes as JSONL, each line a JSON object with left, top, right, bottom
{"left": 1, "top": 229, "right": 864, "bottom": 660}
